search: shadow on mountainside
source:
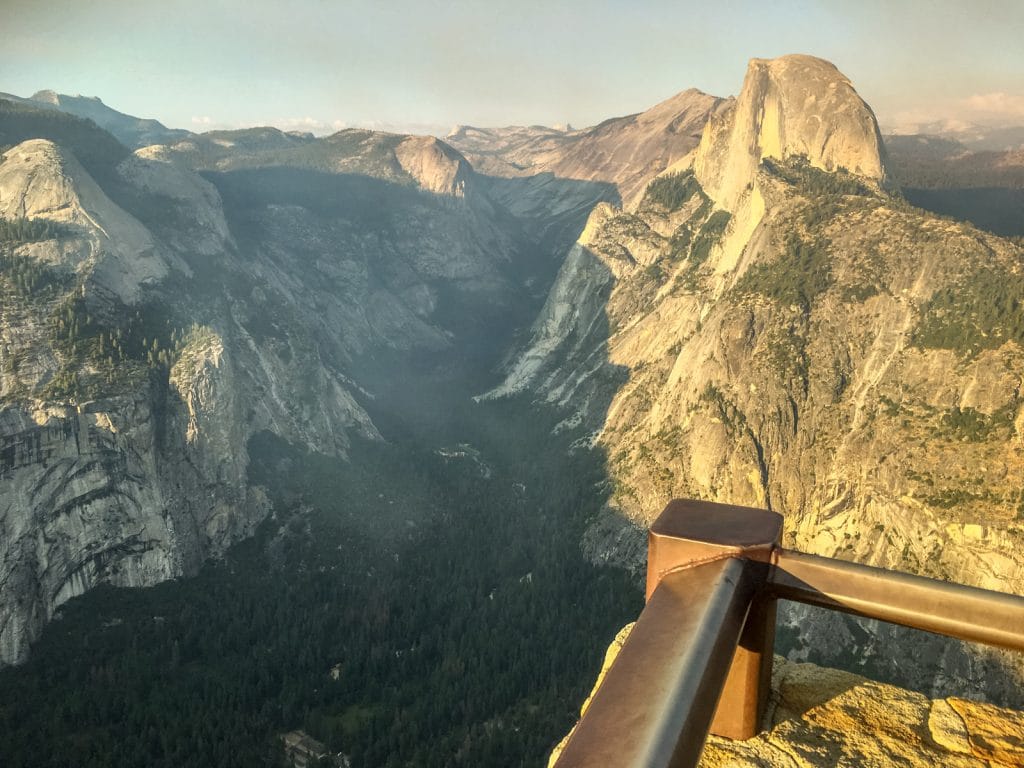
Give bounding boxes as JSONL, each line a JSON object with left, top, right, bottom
{"left": 902, "top": 186, "right": 1024, "bottom": 237}
{"left": 196, "top": 164, "right": 623, "bottom": 437}
{"left": 469, "top": 175, "right": 1024, "bottom": 713}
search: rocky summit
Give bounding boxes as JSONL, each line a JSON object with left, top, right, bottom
{"left": 694, "top": 54, "right": 888, "bottom": 213}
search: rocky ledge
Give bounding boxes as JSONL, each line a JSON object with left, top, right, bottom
{"left": 551, "top": 624, "right": 1024, "bottom": 767}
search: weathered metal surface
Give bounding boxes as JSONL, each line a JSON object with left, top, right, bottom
{"left": 770, "top": 548, "right": 1024, "bottom": 653}
{"left": 646, "top": 499, "right": 783, "bottom": 600}
{"left": 645, "top": 500, "right": 783, "bottom": 740}
{"left": 711, "top": 584, "right": 776, "bottom": 740}
{"left": 554, "top": 558, "right": 756, "bottom": 768}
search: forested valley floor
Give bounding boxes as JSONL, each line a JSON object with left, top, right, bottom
{"left": 0, "top": 395, "right": 642, "bottom": 767}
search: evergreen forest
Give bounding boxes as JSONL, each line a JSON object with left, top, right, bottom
{"left": 0, "top": 397, "right": 643, "bottom": 767}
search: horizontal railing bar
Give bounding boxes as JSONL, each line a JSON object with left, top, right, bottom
{"left": 554, "top": 557, "right": 757, "bottom": 768}
{"left": 770, "top": 548, "right": 1024, "bottom": 653}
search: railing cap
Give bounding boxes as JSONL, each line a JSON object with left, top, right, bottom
{"left": 652, "top": 499, "right": 783, "bottom": 549}
{"left": 647, "top": 500, "right": 782, "bottom": 600}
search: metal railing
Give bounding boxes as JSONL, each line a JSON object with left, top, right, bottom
{"left": 553, "top": 498, "right": 1024, "bottom": 768}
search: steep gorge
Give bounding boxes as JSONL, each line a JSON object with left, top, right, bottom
{"left": 0, "top": 102, "right": 566, "bottom": 666}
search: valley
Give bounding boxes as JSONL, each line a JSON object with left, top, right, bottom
{"left": 1, "top": 51, "right": 1024, "bottom": 767}
{"left": 0, "top": 396, "right": 642, "bottom": 767}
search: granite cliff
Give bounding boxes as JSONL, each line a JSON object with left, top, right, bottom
{"left": 492, "top": 54, "right": 1024, "bottom": 700}
{"left": 693, "top": 54, "right": 888, "bottom": 213}
{"left": 0, "top": 99, "right": 562, "bottom": 665}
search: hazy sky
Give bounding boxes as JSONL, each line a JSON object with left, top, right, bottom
{"left": 3, "top": 0, "right": 1024, "bottom": 135}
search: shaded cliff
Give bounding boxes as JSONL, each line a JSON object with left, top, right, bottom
{"left": 0, "top": 100, "right": 553, "bottom": 665}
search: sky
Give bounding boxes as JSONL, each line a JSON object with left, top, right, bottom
{"left": 3, "top": 0, "right": 1024, "bottom": 135}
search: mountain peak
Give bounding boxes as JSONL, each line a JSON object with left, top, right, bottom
{"left": 13, "top": 89, "right": 185, "bottom": 149}
{"left": 29, "top": 89, "right": 60, "bottom": 105}
{"left": 394, "top": 135, "right": 473, "bottom": 197}
{"left": 748, "top": 52, "right": 841, "bottom": 71}
{"left": 31, "top": 90, "right": 103, "bottom": 105}
{"left": 694, "top": 53, "right": 887, "bottom": 211}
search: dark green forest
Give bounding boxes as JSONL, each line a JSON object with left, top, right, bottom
{"left": 0, "top": 398, "right": 642, "bottom": 768}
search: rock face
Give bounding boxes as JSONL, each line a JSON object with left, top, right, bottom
{"left": 118, "top": 148, "right": 232, "bottom": 255}
{"left": 0, "top": 391, "right": 262, "bottom": 666}
{"left": 494, "top": 55, "right": 1024, "bottom": 699}
{"left": 393, "top": 135, "right": 473, "bottom": 198}
{"left": 449, "top": 89, "right": 727, "bottom": 200}
{"left": 551, "top": 625, "right": 1024, "bottom": 768}
{"left": 0, "top": 139, "right": 168, "bottom": 303}
{"left": 708, "top": 660, "right": 1024, "bottom": 767}
{"left": 0, "top": 101, "right": 547, "bottom": 665}
{"left": 543, "top": 89, "right": 731, "bottom": 207}
{"left": 694, "top": 54, "right": 888, "bottom": 213}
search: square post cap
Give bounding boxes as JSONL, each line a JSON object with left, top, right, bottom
{"left": 646, "top": 499, "right": 783, "bottom": 600}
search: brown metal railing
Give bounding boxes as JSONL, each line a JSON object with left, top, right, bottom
{"left": 553, "top": 498, "right": 1024, "bottom": 768}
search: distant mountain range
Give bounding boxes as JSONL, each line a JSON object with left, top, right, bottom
{"left": 0, "top": 89, "right": 190, "bottom": 148}
{"left": 883, "top": 119, "right": 1024, "bottom": 152}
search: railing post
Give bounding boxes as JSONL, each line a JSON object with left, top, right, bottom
{"left": 647, "top": 499, "right": 782, "bottom": 740}
{"left": 712, "top": 589, "right": 776, "bottom": 739}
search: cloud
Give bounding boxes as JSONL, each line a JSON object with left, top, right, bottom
{"left": 962, "top": 92, "right": 1024, "bottom": 122}
{"left": 348, "top": 119, "right": 452, "bottom": 137}
{"left": 882, "top": 92, "right": 1024, "bottom": 133}
{"left": 884, "top": 109, "right": 978, "bottom": 134}
{"left": 191, "top": 115, "right": 213, "bottom": 125}
{"left": 260, "top": 116, "right": 347, "bottom": 135}
{"left": 278, "top": 116, "right": 321, "bottom": 129}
